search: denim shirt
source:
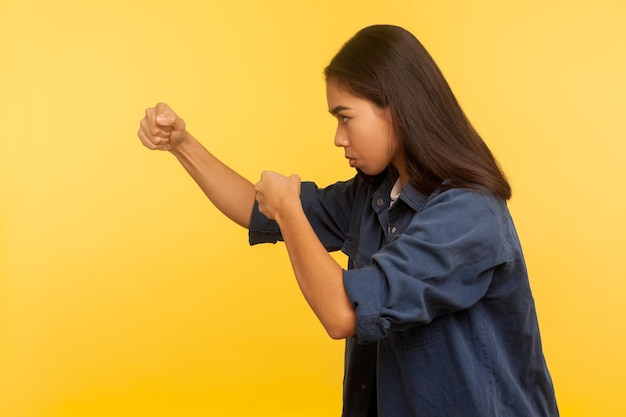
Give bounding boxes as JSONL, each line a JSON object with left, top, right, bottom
{"left": 249, "top": 172, "right": 559, "bottom": 417}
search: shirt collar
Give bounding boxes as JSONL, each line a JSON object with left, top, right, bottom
{"left": 371, "top": 171, "right": 429, "bottom": 213}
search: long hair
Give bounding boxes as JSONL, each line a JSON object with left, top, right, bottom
{"left": 324, "top": 25, "right": 511, "bottom": 200}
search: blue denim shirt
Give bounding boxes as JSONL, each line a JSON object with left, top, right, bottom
{"left": 249, "top": 172, "right": 558, "bottom": 417}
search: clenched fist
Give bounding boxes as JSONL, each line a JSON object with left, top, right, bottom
{"left": 254, "top": 171, "right": 302, "bottom": 221}
{"left": 137, "top": 102, "right": 187, "bottom": 151}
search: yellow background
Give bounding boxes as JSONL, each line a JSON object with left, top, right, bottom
{"left": 1, "top": 0, "right": 625, "bottom": 416}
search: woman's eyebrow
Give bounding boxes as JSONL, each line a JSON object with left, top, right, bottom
{"left": 329, "top": 105, "right": 350, "bottom": 115}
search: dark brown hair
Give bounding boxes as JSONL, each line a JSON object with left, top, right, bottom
{"left": 324, "top": 25, "right": 511, "bottom": 200}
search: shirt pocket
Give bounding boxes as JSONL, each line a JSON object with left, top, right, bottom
{"left": 386, "top": 323, "right": 442, "bottom": 350}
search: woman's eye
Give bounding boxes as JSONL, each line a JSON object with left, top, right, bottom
{"left": 341, "top": 116, "right": 349, "bottom": 124}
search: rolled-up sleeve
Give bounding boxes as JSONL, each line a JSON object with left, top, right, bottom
{"left": 343, "top": 190, "right": 510, "bottom": 344}
{"left": 248, "top": 178, "right": 360, "bottom": 250}
{"left": 248, "top": 199, "right": 282, "bottom": 245}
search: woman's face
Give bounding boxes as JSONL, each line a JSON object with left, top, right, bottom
{"left": 326, "top": 79, "right": 406, "bottom": 183}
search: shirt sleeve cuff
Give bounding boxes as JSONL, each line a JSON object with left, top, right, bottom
{"left": 248, "top": 200, "right": 282, "bottom": 245}
{"left": 343, "top": 267, "right": 391, "bottom": 343}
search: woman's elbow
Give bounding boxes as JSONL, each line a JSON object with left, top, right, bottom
{"left": 324, "top": 313, "right": 356, "bottom": 340}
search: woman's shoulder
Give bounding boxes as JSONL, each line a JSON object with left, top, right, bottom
{"left": 422, "top": 185, "right": 508, "bottom": 218}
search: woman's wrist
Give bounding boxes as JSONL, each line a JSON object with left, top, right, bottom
{"left": 274, "top": 196, "right": 305, "bottom": 229}
{"left": 168, "top": 131, "right": 196, "bottom": 157}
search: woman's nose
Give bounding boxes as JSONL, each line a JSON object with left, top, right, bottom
{"left": 334, "top": 128, "right": 349, "bottom": 147}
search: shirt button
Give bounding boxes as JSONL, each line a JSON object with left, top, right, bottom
{"left": 360, "top": 383, "right": 368, "bottom": 390}
{"left": 391, "top": 226, "right": 397, "bottom": 234}
{"left": 376, "top": 198, "right": 384, "bottom": 207}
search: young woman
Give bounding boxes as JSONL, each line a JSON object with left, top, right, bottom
{"left": 138, "top": 25, "right": 558, "bottom": 417}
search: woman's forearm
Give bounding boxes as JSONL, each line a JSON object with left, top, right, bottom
{"left": 275, "top": 200, "right": 356, "bottom": 339}
{"left": 138, "top": 102, "right": 256, "bottom": 229}
{"left": 171, "top": 132, "right": 256, "bottom": 229}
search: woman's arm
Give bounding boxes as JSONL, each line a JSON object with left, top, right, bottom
{"left": 254, "top": 171, "right": 356, "bottom": 339}
{"left": 138, "top": 103, "right": 256, "bottom": 228}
